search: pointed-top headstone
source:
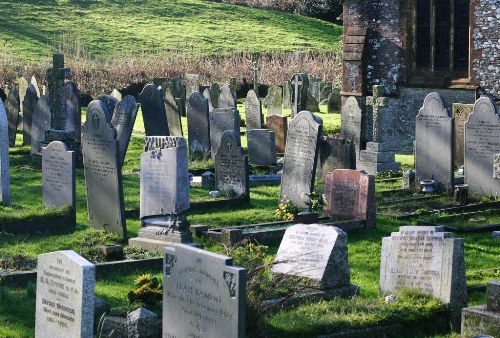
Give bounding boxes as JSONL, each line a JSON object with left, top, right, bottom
{"left": 187, "top": 92, "right": 210, "bottom": 158}
{"left": 111, "top": 95, "right": 139, "bottom": 167}
{"left": 0, "top": 99, "right": 11, "bottom": 205}
{"left": 30, "top": 76, "right": 41, "bottom": 98}
{"left": 218, "top": 84, "right": 235, "bottom": 109}
{"left": 110, "top": 89, "right": 122, "bottom": 101}
{"left": 245, "top": 89, "right": 263, "bottom": 131}
{"left": 23, "top": 84, "right": 39, "bottom": 146}
{"left": 210, "top": 83, "right": 221, "bottom": 109}
{"left": 139, "top": 84, "right": 169, "bottom": 136}
{"left": 164, "top": 87, "right": 183, "bottom": 136}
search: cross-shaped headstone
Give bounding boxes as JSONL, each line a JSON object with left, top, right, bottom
{"left": 45, "top": 53, "right": 72, "bottom": 130}
{"left": 291, "top": 74, "right": 303, "bottom": 117}
{"left": 366, "top": 85, "right": 388, "bottom": 143}
{"left": 251, "top": 58, "right": 259, "bottom": 95}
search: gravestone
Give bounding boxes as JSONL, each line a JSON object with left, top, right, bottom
{"left": 415, "top": 93, "right": 454, "bottom": 193}
{"left": 380, "top": 225, "right": 467, "bottom": 327}
{"left": 31, "top": 95, "right": 52, "bottom": 156}
{"left": 290, "top": 73, "right": 309, "bottom": 118}
{"left": 23, "top": 83, "right": 39, "bottom": 146}
{"left": 18, "top": 76, "right": 29, "bottom": 131}
{"left": 163, "top": 244, "right": 246, "bottom": 338}
{"left": 267, "top": 85, "right": 283, "bottom": 116}
{"left": 202, "top": 88, "right": 214, "bottom": 112}
{"left": 327, "top": 87, "right": 341, "bottom": 113}
{"left": 495, "top": 154, "right": 500, "bottom": 180}
{"left": 97, "top": 94, "right": 118, "bottom": 122}
{"left": 35, "top": 250, "right": 95, "bottom": 338}
{"left": 185, "top": 73, "right": 200, "bottom": 98}
{"left": 323, "top": 169, "right": 376, "bottom": 228}
{"left": 187, "top": 92, "right": 210, "bottom": 158}
{"left": 215, "top": 130, "right": 249, "bottom": 197}
{"left": 64, "top": 82, "right": 81, "bottom": 143}
{"left": 280, "top": 111, "right": 322, "bottom": 208}
{"left": 245, "top": 89, "right": 263, "bottom": 131}
{"left": 139, "top": 84, "right": 169, "bottom": 136}
{"left": 164, "top": 87, "right": 183, "bottom": 136}
{"left": 306, "top": 92, "right": 320, "bottom": 113}
{"left": 82, "top": 100, "right": 126, "bottom": 238}
{"left": 247, "top": 129, "right": 276, "bottom": 166}
{"left": 341, "top": 96, "right": 362, "bottom": 158}
{"left": 210, "top": 83, "right": 221, "bottom": 109}
{"left": 5, "top": 85, "right": 20, "bottom": 147}
{"left": 309, "top": 78, "right": 322, "bottom": 103}
{"left": 252, "top": 58, "right": 259, "bottom": 95}
{"left": 171, "top": 76, "right": 186, "bottom": 116}
{"left": 31, "top": 76, "right": 41, "bottom": 98}
{"left": 110, "top": 88, "right": 122, "bottom": 101}
{"left": 452, "top": 103, "right": 473, "bottom": 169}
{"left": 0, "top": 99, "right": 11, "bottom": 205}
{"left": 266, "top": 114, "right": 288, "bottom": 155}
{"left": 464, "top": 97, "right": 500, "bottom": 197}
{"left": 209, "top": 108, "right": 240, "bottom": 160}
{"left": 110, "top": 95, "right": 138, "bottom": 167}
{"left": 219, "top": 84, "right": 236, "bottom": 109}
{"left": 283, "top": 80, "right": 291, "bottom": 109}
{"left": 316, "top": 137, "right": 356, "bottom": 178}
{"left": 229, "top": 77, "right": 237, "bottom": 104}
{"left": 273, "top": 223, "right": 357, "bottom": 293}
{"left": 461, "top": 280, "right": 500, "bottom": 337}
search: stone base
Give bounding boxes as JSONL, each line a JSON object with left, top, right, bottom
{"left": 461, "top": 305, "right": 500, "bottom": 337}
{"left": 45, "top": 129, "right": 75, "bottom": 142}
{"left": 359, "top": 150, "right": 395, "bottom": 163}
{"left": 357, "top": 142, "right": 401, "bottom": 175}
{"left": 356, "top": 160, "right": 401, "bottom": 175}
{"left": 128, "top": 236, "right": 199, "bottom": 252}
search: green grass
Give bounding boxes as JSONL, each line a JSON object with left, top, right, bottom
{"left": 0, "top": 0, "right": 342, "bottom": 62}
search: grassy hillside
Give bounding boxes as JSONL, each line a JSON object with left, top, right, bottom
{"left": 0, "top": 0, "right": 342, "bottom": 62}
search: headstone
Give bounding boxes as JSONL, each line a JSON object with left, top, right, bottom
{"left": 380, "top": 225, "right": 467, "bottom": 326}
{"left": 327, "top": 87, "right": 341, "bottom": 113}
{"left": 22, "top": 83, "right": 39, "bottom": 146}
{"left": 309, "top": 78, "right": 322, "bottom": 103}
{"left": 282, "top": 80, "right": 291, "bottom": 109}
{"left": 209, "top": 108, "right": 240, "bottom": 160}
{"left": 415, "top": 93, "right": 454, "bottom": 193}
{"left": 171, "top": 75, "right": 186, "bottom": 116}
{"left": 266, "top": 114, "right": 288, "bottom": 155}
{"left": 162, "top": 244, "right": 247, "bottom": 338}
{"left": 35, "top": 250, "right": 95, "bottom": 338}
{"left": 110, "top": 89, "right": 122, "bottom": 101}
{"left": 323, "top": 169, "right": 376, "bottom": 228}
{"left": 229, "top": 77, "right": 238, "bottom": 104}
{"left": 18, "top": 76, "right": 29, "bottom": 131}
{"left": 0, "top": 99, "right": 11, "bottom": 205}
{"left": 215, "top": 130, "right": 248, "bottom": 197}
{"left": 210, "top": 83, "right": 221, "bottom": 109}
{"left": 320, "top": 82, "right": 333, "bottom": 102}
{"left": 464, "top": 97, "right": 500, "bottom": 197}
{"left": 5, "top": 85, "right": 20, "bottom": 147}
{"left": 187, "top": 92, "right": 211, "bottom": 158}
{"left": 247, "top": 129, "right": 276, "bottom": 166}
{"left": 185, "top": 74, "right": 200, "bottom": 98}
{"left": 110, "top": 95, "right": 139, "bottom": 167}
{"left": 316, "top": 137, "right": 356, "bottom": 178}
{"left": 495, "top": 154, "right": 500, "bottom": 180}
{"left": 82, "top": 100, "right": 126, "bottom": 238}
{"left": 139, "top": 84, "right": 169, "bottom": 136}
{"left": 341, "top": 96, "right": 362, "bottom": 157}
{"left": 290, "top": 73, "right": 309, "bottom": 118}
{"left": 164, "top": 87, "right": 183, "bottom": 136}
{"left": 202, "top": 88, "right": 214, "bottom": 112}
{"left": 245, "top": 89, "right": 263, "bottom": 131}
{"left": 31, "top": 76, "right": 41, "bottom": 98}
{"left": 97, "top": 94, "right": 117, "bottom": 122}
{"left": 402, "top": 169, "right": 416, "bottom": 190}
{"left": 267, "top": 85, "right": 283, "bottom": 116}
{"left": 31, "top": 95, "right": 52, "bottom": 156}
{"left": 306, "top": 92, "right": 320, "bottom": 113}
{"left": 219, "top": 84, "right": 236, "bottom": 109}
{"left": 366, "top": 85, "right": 388, "bottom": 143}
{"left": 64, "top": 82, "right": 81, "bottom": 143}
{"left": 280, "top": 111, "right": 322, "bottom": 208}
{"left": 452, "top": 103, "right": 473, "bottom": 168}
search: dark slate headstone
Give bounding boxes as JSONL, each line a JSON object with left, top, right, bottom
{"left": 317, "top": 137, "right": 356, "bottom": 178}
{"left": 266, "top": 114, "right": 288, "bottom": 154}
{"left": 22, "top": 83, "right": 39, "bottom": 146}
{"left": 219, "top": 84, "right": 236, "bottom": 109}
{"left": 290, "top": 73, "right": 309, "bottom": 118}
{"left": 209, "top": 108, "right": 240, "bottom": 160}
{"left": 202, "top": 88, "right": 214, "bottom": 112}
{"left": 64, "top": 82, "right": 81, "bottom": 143}
{"left": 82, "top": 100, "right": 126, "bottom": 238}
{"left": 280, "top": 111, "right": 322, "bottom": 208}
{"left": 266, "top": 85, "right": 283, "bottom": 116}
{"left": 5, "top": 85, "right": 20, "bottom": 147}
{"left": 110, "top": 95, "right": 138, "bottom": 167}
{"left": 163, "top": 244, "right": 246, "bottom": 338}
{"left": 247, "top": 129, "right": 276, "bottom": 166}
{"left": 31, "top": 76, "right": 41, "bottom": 98}
{"left": 110, "top": 89, "right": 122, "bottom": 101}
{"left": 283, "top": 80, "right": 291, "bottom": 109}
{"left": 327, "top": 87, "right": 341, "bottom": 113}
{"left": 215, "top": 130, "right": 248, "bottom": 197}
{"left": 187, "top": 92, "right": 210, "bottom": 158}
{"left": 185, "top": 73, "right": 200, "bottom": 98}
{"left": 464, "top": 97, "right": 500, "bottom": 197}
{"left": 210, "top": 83, "right": 221, "bottom": 109}
{"left": 171, "top": 75, "right": 186, "bottom": 117}
{"left": 0, "top": 99, "right": 11, "bottom": 205}
{"left": 97, "top": 94, "right": 118, "bottom": 122}
{"left": 245, "top": 89, "right": 263, "bottom": 131}
{"left": 31, "top": 95, "right": 52, "bottom": 156}
{"left": 18, "top": 77, "right": 29, "bottom": 131}
{"left": 164, "top": 87, "right": 183, "bottom": 136}
{"left": 452, "top": 103, "right": 474, "bottom": 168}
{"left": 416, "top": 93, "right": 454, "bottom": 193}
{"left": 341, "top": 96, "right": 362, "bottom": 158}
{"left": 139, "top": 84, "right": 169, "bottom": 136}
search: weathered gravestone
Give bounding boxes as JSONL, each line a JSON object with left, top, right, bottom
{"left": 215, "top": 130, "right": 249, "bottom": 197}
{"left": 283, "top": 80, "right": 291, "bottom": 109}
{"left": 164, "top": 87, "right": 183, "bottom": 136}
{"left": 323, "top": 169, "right": 375, "bottom": 228}
{"left": 327, "top": 87, "right": 341, "bottom": 113}
{"left": 341, "top": 96, "right": 362, "bottom": 159}
{"left": 82, "top": 100, "right": 126, "bottom": 238}
{"left": 23, "top": 83, "right": 39, "bottom": 146}
{"left": 0, "top": 99, "right": 11, "bottom": 205}
{"left": 461, "top": 280, "right": 500, "bottom": 337}
{"left": 18, "top": 76, "right": 29, "bottom": 131}
{"left": 31, "top": 96, "right": 52, "bottom": 156}
{"left": 316, "top": 137, "right": 356, "bottom": 179}
{"left": 64, "top": 82, "right": 81, "bottom": 143}
{"left": 42, "top": 141, "right": 76, "bottom": 223}
{"left": 110, "top": 88, "right": 122, "bottom": 101}
{"left": 110, "top": 95, "right": 138, "bottom": 167}
{"left": 465, "top": 97, "right": 500, "bottom": 197}
{"left": 245, "top": 89, "right": 263, "bottom": 131}
{"left": 210, "top": 83, "right": 221, "bottom": 109}
{"left": 247, "top": 129, "right": 276, "bottom": 166}
{"left": 139, "top": 84, "right": 169, "bottom": 136}
{"left": 171, "top": 75, "right": 187, "bottom": 117}
{"left": 163, "top": 244, "right": 247, "bottom": 338}
{"left": 202, "top": 88, "right": 214, "bottom": 112}
{"left": 380, "top": 225, "right": 467, "bottom": 327}
{"left": 280, "top": 111, "right": 322, "bottom": 208}
{"left": 187, "top": 92, "right": 210, "bottom": 158}
{"left": 35, "top": 250, "right": 95, "bottom": 338}
{"left": 31, "top": 75, "right": 41, "bottom": 98}
{"left": 273, "top": 223, "right": 357, "bottom": 294}
{"left": 415, "top": 93, "right": 454, "bottom": 193}
{"left": 229, "top": 77, "right": 237, "bottom": 104}
{"left": 97, "top": 94, "right": 117, "bottom": 122}
{"left": 452, "top": 103, "right": 473, "bottom": 168}
{"left": 185, "top": 73, "right": 200, "bottom": 98}
{"left": 209, "top": 108, "right": 240, "bottom": 160}
{"left": 309, "top": 78, "right": 322, "bottom": 103}
{"left": 290, "top": 73, "right": 309, "bottom": 118}
{"left": 219, "top": 84, "right": 236, "bottom": 109}
{"left": 267, "top": 85, "right": 283, "bottom": 116}
{"left": 5, "top": 85, "right": 20, "bottom": 147}
{"left": 495, "top": 154, "right": 500, "bottom": 180}
{"left": 266, "top": 114, "right": 288, "bottom": 155}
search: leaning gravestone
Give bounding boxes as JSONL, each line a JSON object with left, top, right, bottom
{"left": 171, "top": 75, "right": 186, "bottom": 116}
{"left": 245, "top": 89, "right": 263, "bottom": 131}
{"left": 164, "top": 87, "right": 183, "bottom": 136}
{"left": 323, "top": 169, "right": 375, "bottom": 228}
{"left": 266, "top": 114, "right": 288, "bottom": 155}
{"left": 0, "top": 99, "right": 11, "bottom": 205}
{"left": 82, "top": 100, "right": 126, "bottom": 238}
{"left": 163, "top": 244, "right": 247, "bottom": 338}
{"left": 5, "top": 85, "right": 20, "bottom": 147}
{"left": 31, "top": 76, "right": 41, "bottom": 98}
{"left": 280, "top": 111, "right": 322, "bottom": 208}
{"left": 23, "top": 83, "right": 39, "bottom": 146}
{"left": 110, "top": 95, "right": 138, "bottom": 167}
{"left": 341, "top": 96, "right": 362, "bottom": 159}
{"left": 64, "top": 82, "right": 81, "bottom": 143}
{"left": 380, "top": 225, "right": 466, "bottom": 327}
{"left": 465, "top": 97, "right": 500, "bottom": 197}
{"left": 415, "top": 93, "right": 454, "bottom": 193}
{"left": 97, "top": 94, "right": 117, "bottom": 122}
{"left": 202, "top": 88, "right": 214, "bottom": 112}
{"left": 209, "top": 108, "right": 240, "bottom": 160}
{"left": 247, "top": 129, "right": 276, "bottom": 166}
{"left": 187, "top": 92, "right": 211, "bottom": 158}
{"left": 35, "top": 250, "right": 95, "bottom": 338}
{"left": 452, "top": 103, "right": 473, "bottom": 168}
{"left": 31, "top": 95, "right": 52, "bottom": 156}
{"left": 210, "top": 83, "right": 221, "bottom": 109}
{"left": 267, "top": 85, "right": 283, "bottom": 116}
{"left": 215, "top": 130, "right": 249, "bottom": 197}
{"left": 316, "top": 137, "right": 356, "bottom": 178}
{"left": 139, "top": 84, "right": 169, "bottom": 136}
{"left": 219, "top": 84, "right": 236, "bottom": 109}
